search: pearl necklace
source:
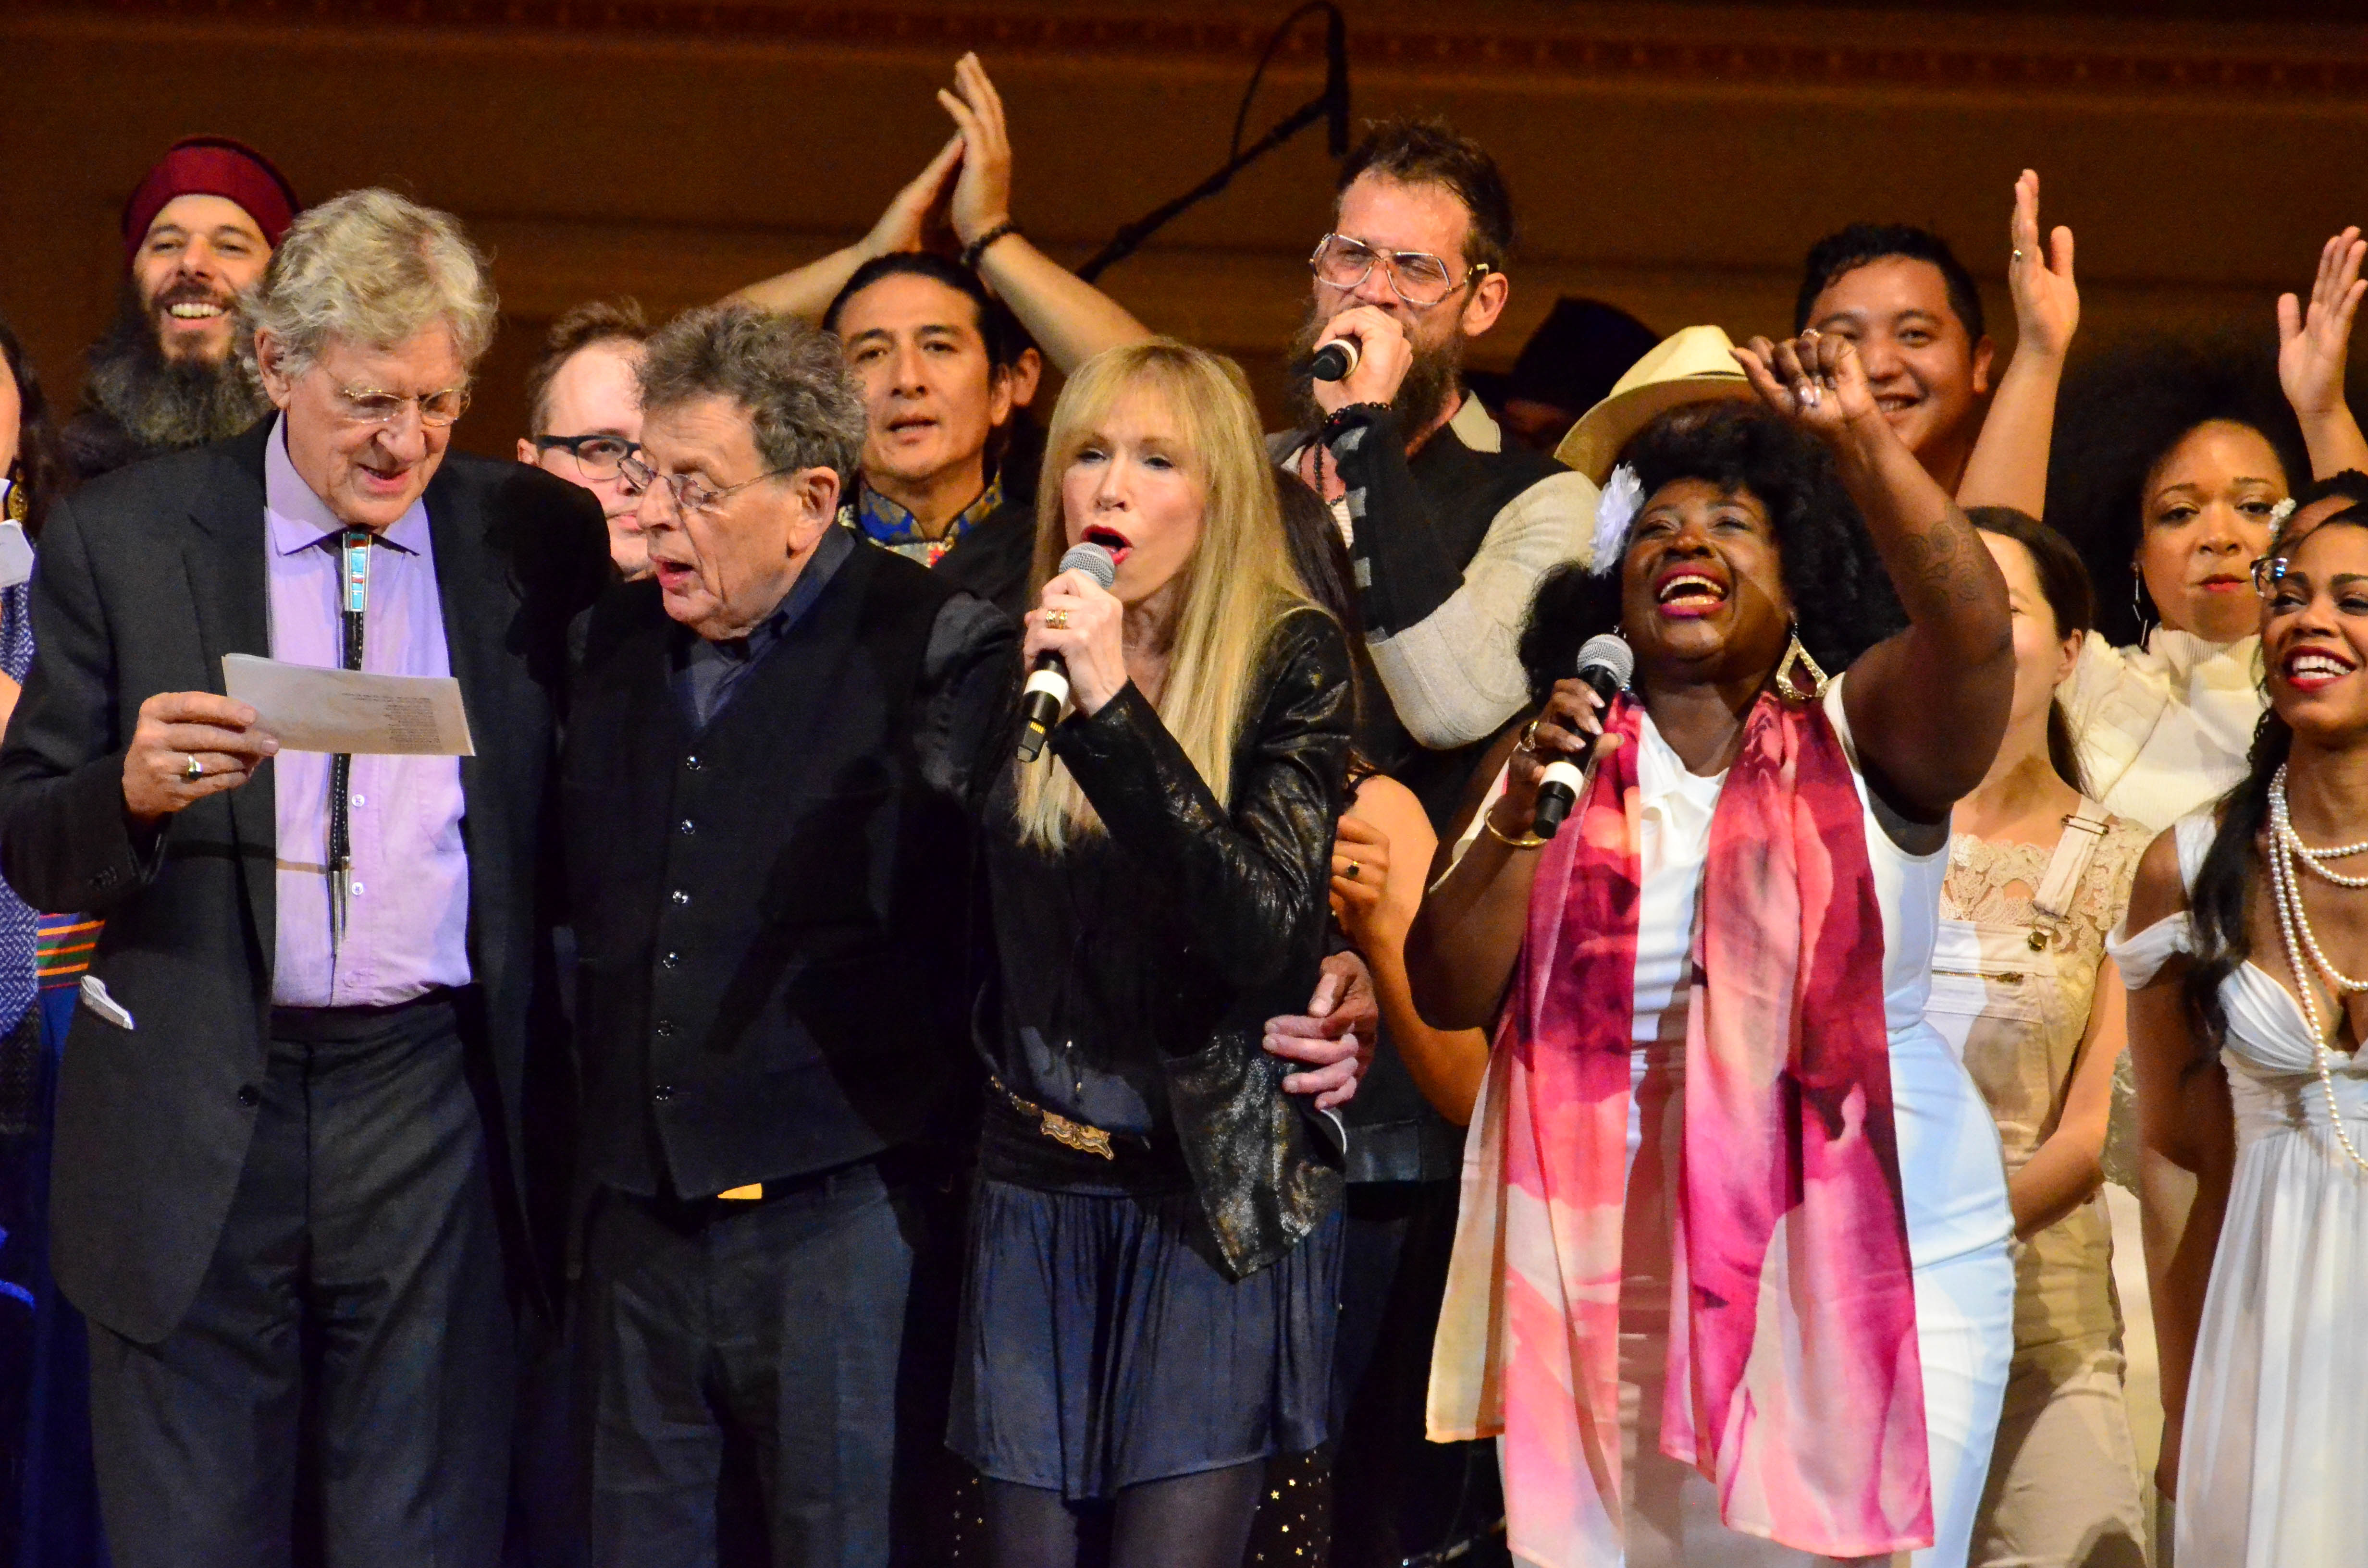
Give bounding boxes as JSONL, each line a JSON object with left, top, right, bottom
{"left": 2265, "top": 766, "right": 2368, "bottom": 1175}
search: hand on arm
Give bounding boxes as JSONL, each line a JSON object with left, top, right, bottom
{"left": 1263, "top": 950, "right": 1377, "bottom": 1111}
{"left": 726, "top": 135, "right": 964, "bottom": 319}
{"left": 937, "top": 53, "right": 1151, "bottom": 371}
{"left": 1959, "top": 169, "right": 2077, "bottom": 516}
{"left": 1736, "top": 331, "right": 2013, "bottom": 819}
{"left": 2278, "top": 227, "right": 2368, "bottom": 479}
{"left": 1403, "top": 681, "right": 1614, "bottom": 1031}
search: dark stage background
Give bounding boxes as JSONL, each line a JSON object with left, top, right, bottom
{"left": 6, "top": 0, "right": 2368, "bottom": 453}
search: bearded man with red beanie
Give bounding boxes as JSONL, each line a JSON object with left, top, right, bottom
{"left": 62, "top": 135, "right": 298, "bottom": 481}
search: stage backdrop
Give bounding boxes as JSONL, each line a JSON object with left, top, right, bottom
{"left": 6, "top": 0, "right": 2367, "bottom": 453}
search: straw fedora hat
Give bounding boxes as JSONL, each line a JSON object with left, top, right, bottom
{"left": 1553, "top": 324, "right": 1756, "bottom": 484}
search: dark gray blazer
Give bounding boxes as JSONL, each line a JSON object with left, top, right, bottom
{"left": 0, "top": 419, "right": 607, "bottom": 1344}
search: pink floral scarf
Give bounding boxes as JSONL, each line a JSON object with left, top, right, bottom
{"left": 1428, "top": 690, "right": 1930, "bottom": 1563}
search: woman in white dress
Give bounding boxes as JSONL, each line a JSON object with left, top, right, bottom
{"left": 2115, "top": 508, "right": 2368, "bottom": 1566}
{"left": 1413, "top": 328, "right": 2017, "bottom": 1568}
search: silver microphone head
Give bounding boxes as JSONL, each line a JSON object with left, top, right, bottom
{"left": 1577, "top": 632, "right": 1634, "bottom": 689}
{"left": 1058, "top": 541, "right": 1118, "bottom": 590}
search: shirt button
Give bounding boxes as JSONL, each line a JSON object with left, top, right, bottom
{"left": 652, "top": 1084, "right": 676, "bottom": 1103}
{"left": 670, "top": 889, "right": 691, "bottom": 906}
{"left": 660, "top": 951, "right": 681, "bottom": 969}
{"left": 236, "top": 1085, "right": 260, "bottom": 1108}
{"left": 351, "top": 794, "right": 365, "bottom": 807}
{"left": 350, "top": 881, "right": 365, "bottom": 896}
{"left": 654, "top": 1020, "right": 676, "bottom": 1039}
{"left": 677, "top": 819, "right": 696, "bottom": 836}
{"left": 684, "top": 755, "right": 704, "bottom": 772}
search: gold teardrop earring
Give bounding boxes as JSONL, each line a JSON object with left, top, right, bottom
{"left": 1773, "top": 624, "right": 1831, "bottom": 702}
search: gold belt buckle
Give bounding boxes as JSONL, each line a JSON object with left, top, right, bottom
{"left": 1036, "top": 1107, "right": 1115, "bottom": 1161}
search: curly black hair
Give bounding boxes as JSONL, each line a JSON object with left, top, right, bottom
{"left": 0, "top": 316, "right": 65, "bottom": 539}
{"left": 1518, "top": 401, "right": 1907, "bottom": 705}
{"left": 1795, "top": 222, "right": 1985, "bottom": 343}
{"left": 2047, "top": 332, "right": 2307, "bottom": 649}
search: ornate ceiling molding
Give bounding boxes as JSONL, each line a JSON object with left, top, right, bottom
{"left": 11, "top": 0, "right": 2367, "bottom": 102}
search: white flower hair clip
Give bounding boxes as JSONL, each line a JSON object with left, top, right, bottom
{"left": 2270, "top": 496, "right": 2298, "bottom": 528}
{"left": 1589, "top": 465, "right": 1642, "bottom": 577}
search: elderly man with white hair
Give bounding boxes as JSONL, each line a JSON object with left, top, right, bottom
{"left": 0, "top": 188, "right": 607, "bottom": 1567}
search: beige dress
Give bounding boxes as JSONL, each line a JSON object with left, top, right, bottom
{"left": 1926, "top": 803, "right": 2153, "bottom": 1568}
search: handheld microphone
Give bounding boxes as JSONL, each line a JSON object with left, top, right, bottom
{"left": 1017, "top": 542, "right": 1119, "bottom": 762}
{"left": 1531, "top": 633, "right": 1634, "bottom": 838}
{"left": 1298, "top": 336, "right": 1362, "bottom": 383}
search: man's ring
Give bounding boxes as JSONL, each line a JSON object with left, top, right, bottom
{"left": 182, "top": 754, "right": 204, "bottom": 781}
{"left": 1047, "top": 609, "right": 1070, "bottom": 630}
{"left": 1345, "top": 860, "right": 1361, "bottom": 881}
{"left": 2011, "top": 247, "right": 2024, "bottom": 262}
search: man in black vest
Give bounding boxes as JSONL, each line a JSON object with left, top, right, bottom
{"left": 563, "top": 303, "right": 1013, "bottom": 1566}
{"left": 0, "top": 189, "right": 606, "bottom": 1568}
{"left": 1278, "top": 119, "right": 1598, "bottom": 829}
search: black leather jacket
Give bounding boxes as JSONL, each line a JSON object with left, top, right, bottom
{"left": 1042, "top": 605, "right": 1354, "bottom": 1277}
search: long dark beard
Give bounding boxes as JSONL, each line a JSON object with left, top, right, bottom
{"left": 1284, "top": 305, "right": 1464, "bottom": 439}
{"left": 82, "top": 282, "right": 271, "bottom": 452}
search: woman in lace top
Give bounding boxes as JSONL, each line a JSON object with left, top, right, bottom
{"left": 1929, "top": 510, "right": 2153, "bottom": 1566}
{"left": 2116, "top": 508, "right": 2368, "bottom": 1565}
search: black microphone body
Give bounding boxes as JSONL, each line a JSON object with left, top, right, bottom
{"left": 1298, "top": 335, "right": 1361, "bottom": 383}
{"left": 1531, "top": 634, "right": 1636, "bottom": 838}
{"left": 1017, "top": 542, "right": 1119, "bottom": 761}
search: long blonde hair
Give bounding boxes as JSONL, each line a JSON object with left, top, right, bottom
{"left": 1014, "top": 340, "right": 1314, "bottom": 850}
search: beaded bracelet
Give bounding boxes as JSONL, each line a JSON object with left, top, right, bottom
{"left": 961, "top": 221, "right": 1021, "bottom": 272}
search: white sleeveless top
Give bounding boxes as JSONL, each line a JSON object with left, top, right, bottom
{"left": 1626, "top": 679, "right": 2011, "bottom": 1269}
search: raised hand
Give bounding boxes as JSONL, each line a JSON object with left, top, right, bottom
{"left": 2278, "top": 226, "right": 2367, "bottom": 423}
{"left": 2008, "top": 168, "right": 2079, "bottom": 361}
{"left": 860, "top": 135, "right": 963, "bottom": 259}
{"left": 1735, "top": 330, "right": 1879, "bottom": 438}
{"left": 937, "top": 51, "right": 1014, "bottom": 248}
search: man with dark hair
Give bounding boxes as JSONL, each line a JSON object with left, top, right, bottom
{"left": 1794, "top": 220, "right": 1997, "bottom": 496}
{"left": 821, "top": 253, "right": 1037, "bottom": 613}
{"left": 1282, "top": 117, "right": 1595, "bottom": 826}
{"left": 563, "top": 302, "right": 1016, "bottom": 1564}
{"left": 63, "top": 136, "right": 298, "bottom": 481}
{"left": 518, "top": 298, "right": 654, "bottom": 580}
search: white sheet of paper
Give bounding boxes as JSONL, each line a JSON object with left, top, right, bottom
{"left": 222, "top": 653, "right": 476, "bottom": 756}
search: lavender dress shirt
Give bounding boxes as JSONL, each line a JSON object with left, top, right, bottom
{"left": 264, "top": 417, "right": 472, "bottom": 1006}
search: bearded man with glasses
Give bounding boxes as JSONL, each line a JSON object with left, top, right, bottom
{"left": 1280, "top": 120, "right": 1598, "bottom": 828}
{"left": 0, "top": 189, "right": 607, "bottom": 1568}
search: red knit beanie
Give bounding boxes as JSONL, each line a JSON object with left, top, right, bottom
{"left": 121, "top": 136, "right": 300, "bottom": 268}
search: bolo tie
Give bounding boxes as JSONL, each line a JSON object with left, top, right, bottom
{"left": 328, "top": 527, "right": 371, "bottom": 961}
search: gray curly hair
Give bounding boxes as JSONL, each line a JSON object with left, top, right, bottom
{"left": 247, "top": 188, "right": 497, "bottom": 375}
{"left": 637, "top": 304, "right": 864, "bottom": 488}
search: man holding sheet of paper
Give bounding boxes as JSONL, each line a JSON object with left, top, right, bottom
{"left": 0, "top": 190, "right": 604, "bottom": 1568}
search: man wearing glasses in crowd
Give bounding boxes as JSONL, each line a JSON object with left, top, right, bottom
{"left": 0, "top": 190, "right": 606, "bottom": 1568}
{"left": 1281, "top": 120, "right": 1596, "bottom": 825}
{"left": 519, "top": 299, "right": 656, "bottom": 581}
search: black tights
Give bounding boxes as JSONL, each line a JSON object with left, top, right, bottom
{"left": 983, "top": 1462, "right": 1265, "bottom": 1568}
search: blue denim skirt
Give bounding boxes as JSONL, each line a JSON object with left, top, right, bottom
{"left": 947, "top": 1177, "right": 1344, "bottom": 1500}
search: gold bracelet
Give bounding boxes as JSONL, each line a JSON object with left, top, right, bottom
{"left": 1482, "top": 814, "right": 1547, "bottom": 851}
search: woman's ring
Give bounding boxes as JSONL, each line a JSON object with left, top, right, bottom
{"left": 182, "top": 754, "right": 204, "bottom": 781}
{"left": 2011, "top": 247, "right": 2024, "bottom": 262}
{"left": 1520, "top": 718, "right": 1545, "bottom": 753}
{"left": 1046, "top": 609, "right": 1070, "bottom": 630}
{"left": 1344, "top": 860, "right": 1361, "bottom": 881}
